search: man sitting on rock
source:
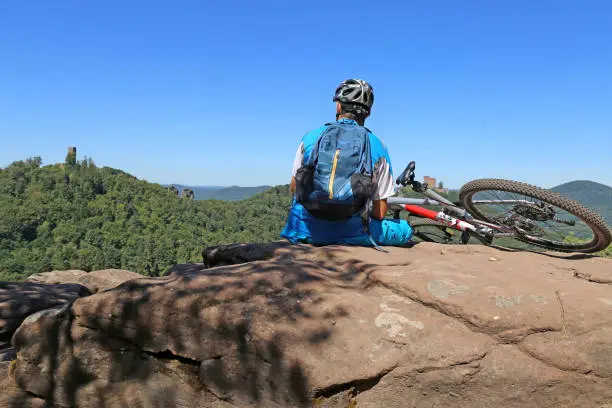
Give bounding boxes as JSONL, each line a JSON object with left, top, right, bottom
{"left": 281, "top": 79, "right": 413, "bottom": 250}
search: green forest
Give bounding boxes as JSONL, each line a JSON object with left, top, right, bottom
{"left": 1, "top": 156, "right": 610, "bottom": 281}
{"left": 0, "top": 156, "right": 291, "bottom": 281}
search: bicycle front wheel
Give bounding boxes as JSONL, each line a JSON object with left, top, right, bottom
{"left": 408, "top": 216, "right": 470, "bottom": 245}
{"left": 459, "top": 179, "right": 611, "bottom": 253}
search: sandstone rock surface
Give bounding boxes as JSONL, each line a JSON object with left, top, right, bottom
{"left": 0, "top": 282, "right": 91, "bottom": 360}
{"left": 26, "top": 270, "right": 88, "bottom": 285}
{"left": 8, "top": 243, "right": 612, "bottom": 407}
{"left": 199, "top": 241, "right": 299, "bottom": 269}
{"left": 75, "top": 269, "right": 143, "bottom": 293}
{"left": 27, "top": 269, "right": 143, "bottom": 293}
{"left": 0, "top": 360, "right": 47, "bottom": 408}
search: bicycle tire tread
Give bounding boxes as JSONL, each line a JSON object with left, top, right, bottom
{"left": 458, "top": 178, "right": 611, "bottom": 253}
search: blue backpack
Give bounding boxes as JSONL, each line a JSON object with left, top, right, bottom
{"left": 294, "top": 121, "right": 374, "bottom": 222}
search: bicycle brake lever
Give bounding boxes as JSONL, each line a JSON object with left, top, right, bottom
{"left": 412, "top": 181, "right": 428, "bottom": 193}
{"left": 396, "top": 170, "right": 412, "bottom": 186}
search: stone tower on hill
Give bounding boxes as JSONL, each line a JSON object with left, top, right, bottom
{"left": 65, "top": 146, "right": 77, "bottom": 166}
{"left": 182, "top": 188, "right": 195, "bottom": 200}
{"left": 168, "top": 185, "right": 179, "bottom": 196}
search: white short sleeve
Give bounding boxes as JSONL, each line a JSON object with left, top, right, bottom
{"left": 291, "top": 142, "right": 304, "bottom": 177}
{"left": 373, "top": 157, "right": 395, "bottom": 200}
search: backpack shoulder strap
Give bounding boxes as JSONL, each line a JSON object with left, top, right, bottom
{"left": 358, "top": 128, "right": 386, "bottom": 252}
{"left": 303, "top": 123, "right": 334, "bottom": 166}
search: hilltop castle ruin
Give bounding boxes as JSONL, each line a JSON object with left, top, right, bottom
{"left": 167, "top": 185, "right": 194, "bottom": 200}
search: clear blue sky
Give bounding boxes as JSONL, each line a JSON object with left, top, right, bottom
{"left": 1, "top": 0, "right": 611, "bottom": 188}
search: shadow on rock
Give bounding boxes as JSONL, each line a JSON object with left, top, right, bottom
{"left": 0, "top": 282, "right": 90, "bottom": 358}
{"left": 9, "top": 245, "right": 375, "bottom": 407}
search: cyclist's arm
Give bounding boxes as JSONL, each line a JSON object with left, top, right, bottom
{"left": 372, "top": 155, "right": 394, "bottom": 220}
{"left": 372, "top": 200, "right": 387, "bottom": 220}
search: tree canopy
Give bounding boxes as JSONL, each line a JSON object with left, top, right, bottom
{"left": 2, "top": 157, "right": 609, "bottom": 281}
{"left": 0, "top": 157, "right": 291, "bottom": 281}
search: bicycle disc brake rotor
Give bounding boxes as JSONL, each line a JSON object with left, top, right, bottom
{"left": 512, "top": 202, "right": 555, "bottom": 221}
{"left": 496, "top": 202, "right": 556, "bottom": 236}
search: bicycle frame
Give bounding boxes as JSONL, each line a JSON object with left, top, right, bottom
{"left": 386, "top": 187, "right": 525, "bottom": 242}
{"left": 380, "top": 160, "right": 612, "bottom": 252}
{"left": 386, "top": 160, "right": 564, "bottom": 245}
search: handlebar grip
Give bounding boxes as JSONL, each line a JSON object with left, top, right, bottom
{"left": 396, "top": 161, "right": 416, "bottom": 186}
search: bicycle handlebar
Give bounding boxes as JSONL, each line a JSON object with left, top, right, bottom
{"left": 395, "top": 160, "right": 463, "bottom": 213}
{"left": 396, "top": 161, "right": 416, "bottom": 186}
{"left": 396, "top": 161, "right": 428, "bottom": 192}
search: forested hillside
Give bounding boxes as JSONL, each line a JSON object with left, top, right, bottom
{"left": 197, "top": 185, "right": 272, "bottom": 201}
{"left": 0, "top": 157, "right": 291, "bottom": 281}
{"left": 551, "top": 180, "right": 612, "bottom": 225}
{"left": 2, "top": 157, "right": 610, "bottom": 281}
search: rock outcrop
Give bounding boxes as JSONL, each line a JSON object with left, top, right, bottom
{"left": 26, "top": 270, "right": 88, "bottom": 285}
{"left": 6, "top": 242, "right": 612, "bottom": 407}
{"left": 0, "top": 360, "right": 47, "bottom": 408}
{"left": 0, "top": 282, "right": 91, "bottom": 363}
{"left": 27, "top": 269, "right": 143, "bottom": 293}
{"left": 198, "top": 241, "right": 298, "bottom": 269}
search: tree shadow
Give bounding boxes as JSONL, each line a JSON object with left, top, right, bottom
{"left": 0, "top": 282, "right": 90, "bottom": 352}
{"left": 199, "top": 240, "right": 313, "bottom": 269}
{"left": 408, "top": 239, "right": 599, "bottom": 261}
{"left": 9, "top": 244, "right": 377, "bottom": 407}
{"left": 488, "top": 243, "right": 598, "bottom": 260}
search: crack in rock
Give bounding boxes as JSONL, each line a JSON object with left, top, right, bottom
{"left": 313, "top": 365, "right": 397, "bottom": 399}
{"left": 555, "top": 290, "right": 568, "bottom": 337}
{"left": 414, "top": 351, "right": 488, "bottom": 375}
{"left": 370, "top": 279, "right": 481, "bottom": 331}
{"left": 497, "top": 327, "right": 560, "bottom": 344}
{"left": 142, "top": 349, "right": 202, "bottom": 367}
{"left": 573, "top": 271, "right": 612, "bottom": 285}
{"left": 371, "top": 277, "right": 564, "bottom": 345}
{"left": 516, "top": 344, "right": 609, "bottom": 380}
{"left": 370, "top": 278, "right": 505, "bottom": 343}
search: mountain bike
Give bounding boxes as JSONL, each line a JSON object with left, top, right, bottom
{"left": 386, "top": 162, "right": 612, "bottom": 253}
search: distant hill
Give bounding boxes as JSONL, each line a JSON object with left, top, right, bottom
{"left": 165, "top": 184, "right": 272, "bottom": 201}
{"left": 398, "top": 180, "right": 612, "bottom": 226}
{"left": 551, "top": 180, "right": 612, "bottom": 226}
{"left": 203, "top": 185, "right": 273, "bottom": 201}
{"left": 165, "top": 185, "right": 223, "bottom": 199}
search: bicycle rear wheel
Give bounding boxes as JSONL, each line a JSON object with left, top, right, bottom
{"left": 459, "top": 179, "right": 611, "bottom": 253}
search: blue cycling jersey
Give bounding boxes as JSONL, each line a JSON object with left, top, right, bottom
{"left": 281, "top": 119, "right": 412, "bottom": 246}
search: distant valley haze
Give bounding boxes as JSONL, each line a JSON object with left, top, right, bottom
{"left": 165, "top": 184, "right": 273, "bottom": 201}
{"left": 163, "top": 179, "right": 612, "bottom": 227}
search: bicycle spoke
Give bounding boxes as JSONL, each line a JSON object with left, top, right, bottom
{"left": 469, "top": 188, "right": 595, "bottom": 246}
{"left": 459, "top": 179, "right": 611, "bottom": 253}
